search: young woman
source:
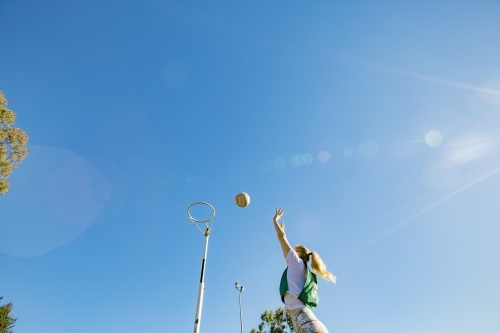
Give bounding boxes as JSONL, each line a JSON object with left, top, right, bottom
{"left": 273, "top": 207, "right": 336, "bottom": 333}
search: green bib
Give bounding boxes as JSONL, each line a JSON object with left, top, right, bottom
{"left": 279, "top": 263, "right": 319, "bottom": 310}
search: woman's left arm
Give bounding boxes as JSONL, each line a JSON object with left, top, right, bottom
{"left": 273, "top": 208, "right": 292, "bottom": 258}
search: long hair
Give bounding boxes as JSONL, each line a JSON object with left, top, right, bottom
{"left": 294, "top": 244, "right": 336, "bottom": 283}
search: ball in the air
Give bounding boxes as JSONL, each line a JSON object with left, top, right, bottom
{"left": 235, "top": 192, "right": 250, "bottom": 208}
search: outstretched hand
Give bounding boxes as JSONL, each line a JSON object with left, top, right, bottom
{"left": 273, "top": 207, "right": 291, "bottom": 258}
{"left": 274, "top": 207, "right": 285, "bottom": 231}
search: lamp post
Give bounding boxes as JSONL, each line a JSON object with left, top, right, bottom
{"left": 187, "top": 202, "right": 215, "bottom": 333}
{"left": 235, "top": 282, "right": 244, "bottom": 333}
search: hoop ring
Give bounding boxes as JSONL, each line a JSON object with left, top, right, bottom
{"left": 187, "top": 202, "right": 215, "bottom": 224}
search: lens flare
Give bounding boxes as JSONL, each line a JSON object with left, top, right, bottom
{"left": 425, "top": 131, "right": 443, "bottom": 148}
{"left": 318, "top": 151, "right": 330, "bottom": 163}
{"left": 302, "top": 154, "right": 313, "bottom": 165}
{"left": 290, "top": 155, "right": 303, "bottom": 167}
{"left": 344, "top": 148, "right": 353, "bottom": 157}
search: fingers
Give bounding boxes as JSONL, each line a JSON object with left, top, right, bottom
{"left": 274, "top": 207, "right": 285, "bottom": 221}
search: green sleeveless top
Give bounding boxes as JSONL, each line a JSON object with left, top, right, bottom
{"left": 279, "top": 263, "right": 319, "bottom": 310}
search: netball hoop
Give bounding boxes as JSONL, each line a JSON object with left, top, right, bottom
{"left": 187, "top": 202, "right": 215, "bottom": 333}
{"left": 187, "top": 202, "right": 215, "bottom": 236}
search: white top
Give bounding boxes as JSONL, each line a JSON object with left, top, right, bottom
{"left": 284, "top": 249, "right": 307, "bottom": 310}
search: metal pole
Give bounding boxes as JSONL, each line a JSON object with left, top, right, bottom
{"left": 238, "top": 290, "right": 243, "bottom": 333}
{"left": 235, "top": 282, "right": 244, "bottom": 333}
{"left": 193, "top": 228, "right": 210, "bottom": 333}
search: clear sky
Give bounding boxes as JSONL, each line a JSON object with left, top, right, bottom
{"left": 1, "top": 1, "right": 500, "bottom": 332}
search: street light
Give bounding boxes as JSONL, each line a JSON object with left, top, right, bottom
{"left": 235, "top": 282, "right": 244, "bottom": 333}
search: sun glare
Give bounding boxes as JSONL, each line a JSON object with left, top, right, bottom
{"left": 425, "top": 130, "right": 443, "bottom": 148}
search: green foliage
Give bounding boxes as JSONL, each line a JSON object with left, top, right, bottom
{"left": 0, "top": 179, "right": 8, "bottom": 195}
{"left": 0, "top": 91, "right": 29, "bottom": 195}
{"left": 250, "top": 307, "right": 295, "bottom": 333}
{"left": 0, "top": 297, "right": 17, "bottom": 333}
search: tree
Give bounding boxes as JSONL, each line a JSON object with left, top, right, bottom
{"left": 0, "top": 297, "right": 17, "bottom": 333}
{"left": 250, "top": 307, "right": 295, "bottom": 333}
{"left": 0, "top": 91, "right": 29, "bottom": 195}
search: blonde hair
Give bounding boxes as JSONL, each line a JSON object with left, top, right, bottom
{"left": 294, "top": 244, "right": 336, "bottom": 283}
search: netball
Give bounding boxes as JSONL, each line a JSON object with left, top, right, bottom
{"left": 235, "top": 192, "right": 250, "bottom": 208}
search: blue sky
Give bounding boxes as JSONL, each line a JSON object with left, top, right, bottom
{"left": 1, "top": 0, "right": 500, "bottom": 332}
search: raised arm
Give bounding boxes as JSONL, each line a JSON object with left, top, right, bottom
{"left": 273, "top": 207, "right": 292, "bottom": 258}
